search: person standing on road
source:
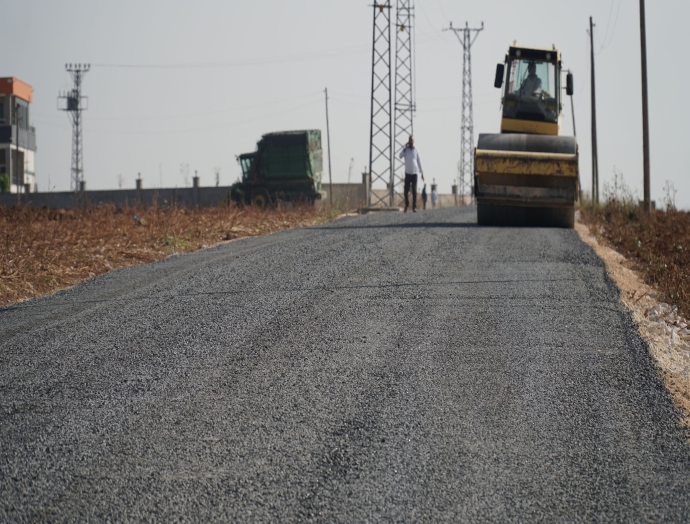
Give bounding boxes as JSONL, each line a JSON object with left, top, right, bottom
{"left": 431, "top": 184, "right": 438, "bottom": 209}
{"left": 421, "top": 183, "right": 428, "bottom": 210}
{"left": 399, "top": 136, "right": 424, "bottom": 212}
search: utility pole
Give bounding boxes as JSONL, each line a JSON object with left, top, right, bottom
{"left": 572, "top": 95, "right": 581, "bottom": 201}
{"left": 639, "top": 0, "right": 651, "bottom": 211}
{"left": 58, "top": 64, "right": 90, "bottom": 192}
{"left": 14, "top": 103, "right": 19, "bottom": 204}
{"left": 324, "top": 87, "right": 333, "bottom": 207}
{"left": 589, "top": 17, "right": 599, "bottom": 204}
{"left": 8, "top": 102, "right": 12, "bottom": 197}
{"left": 445, "top": 21, "right": 483, "bottom": 204}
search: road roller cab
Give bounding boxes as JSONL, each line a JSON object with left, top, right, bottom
{"left": 475, "top": 44, "right": 578, "bottom": 227}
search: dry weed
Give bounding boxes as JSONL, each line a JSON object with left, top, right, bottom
{"left": 580, "top": 203, "right": 690, "bottom": 318}
{"left": 0, "top": 204, "right": 337, "bottom": 306}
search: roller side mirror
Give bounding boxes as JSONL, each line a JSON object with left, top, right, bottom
{"left": 494, "top": 64, "right": 505, "bottom": 89}
{"left": 566, "top": 73, "right": 574, "bottom": 96}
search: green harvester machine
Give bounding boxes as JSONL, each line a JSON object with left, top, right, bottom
{"left": 230, "top": 130, "right": 323, "bottom": 208}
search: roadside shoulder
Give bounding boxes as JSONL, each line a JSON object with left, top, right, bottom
{"left": 575, "top": 222, "right": 690, "bottom": 428}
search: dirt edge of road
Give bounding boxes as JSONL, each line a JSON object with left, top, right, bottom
{"left": 576, "top": 222, "right": 690, "bottom": 429}
{"left": 0, "top": 206, "right": 346, "bottom": 308}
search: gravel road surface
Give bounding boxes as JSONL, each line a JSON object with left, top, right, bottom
{"left": 2, "top": 206, "right": 690, "bottom": 522}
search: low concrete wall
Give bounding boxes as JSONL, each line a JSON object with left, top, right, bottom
{"left": 0, "top": 181, "right": 469, "bottom": 210}
{"left": 0, "top": 186, "right": 235, "bottom": 209}
{"left": 321, "top": 182, "right": 368, "bottom": 210}
{"left": 0, "top": 182, "right": 371, "bottom": 209}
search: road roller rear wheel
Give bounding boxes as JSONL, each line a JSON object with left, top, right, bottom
{"left": 477, "top": 204, "right": 574, "bottom": 228}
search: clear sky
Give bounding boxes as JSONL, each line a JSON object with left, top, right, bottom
{"left": 4, "top": 0, "right": 688, "bottom": 209}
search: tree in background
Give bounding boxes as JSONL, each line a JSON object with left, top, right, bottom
{"left": 0, "top": 173, "right": 10, "bottom": 193}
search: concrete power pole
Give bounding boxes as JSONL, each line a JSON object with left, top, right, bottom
{"left": 445, "top": 21, "right": 484, "bottom": 204}
{"left": 325, "top": 87, "right": 333, "bottom": 207}
{"left": 639, "top": 0, "right": 651, "bottom": 211}
{"left": 13, "top": 103, "right": 19, "bottom": 205}
{"left": 589, "top": 17, "right": 600, "bottom": 204}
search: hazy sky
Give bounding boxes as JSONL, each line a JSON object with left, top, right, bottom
{"left": 5, "top": 0, "right": 688, "bottom": 209}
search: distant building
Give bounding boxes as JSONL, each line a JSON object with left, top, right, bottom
{"left": 0, "top": 77, "right": 37, "bottom": 193}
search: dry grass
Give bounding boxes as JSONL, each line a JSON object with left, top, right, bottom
{"left": 0, "top": 204, "right": 339, "bottom": 306}
{"left": 580, "top": 201, "right": 690, "bottom": 318}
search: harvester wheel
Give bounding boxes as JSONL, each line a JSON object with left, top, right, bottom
{"left": 477, "top": 204, "right": 574, "bottom": 228}
{"left": 250, "top": 189, "right": 271, "bottom": 210}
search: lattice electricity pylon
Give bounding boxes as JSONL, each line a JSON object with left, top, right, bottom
{"left": 393, "top": 0, "right": 415, "bottom": 207}
{"left": 445, "top": 22, "right": 483, "bottom": 203}
{"left": 368, "top": 2, "right": 393, "bottom": 208}
{"left": 58, "top": 63, "right": 90, "bottom": 191}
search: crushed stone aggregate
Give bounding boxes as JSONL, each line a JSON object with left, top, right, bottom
{"left": 2, "top": 206, "right": 690, "bottom": 521}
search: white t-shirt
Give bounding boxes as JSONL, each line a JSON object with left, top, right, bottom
{"left": 399, "top": 146, "right": 423, "bottom": 175}
{"left": 519, "top": 74, "right": 542, "bottom": 96}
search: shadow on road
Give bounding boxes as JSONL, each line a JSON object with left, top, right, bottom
{"left": 311, "top": 221, "right": 479, "bottom": 230}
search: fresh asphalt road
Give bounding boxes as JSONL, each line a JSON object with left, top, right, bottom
{"left": 2, "top": 206, "right": 690, "bottom": 522}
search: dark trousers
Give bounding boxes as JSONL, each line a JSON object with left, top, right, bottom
{"left": 404, "top": 173, "right": 418, "bottom": 210}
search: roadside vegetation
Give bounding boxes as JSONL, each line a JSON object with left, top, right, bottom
{"left": 579, "top": 173, "right": 690, "bottom": 317}
{"left": 0, "top": 174, "right": 10, "bottom": 194}
{"left": 0, "top": 203, "right": 341, "bottom": 306}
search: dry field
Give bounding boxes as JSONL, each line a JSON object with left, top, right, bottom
{"left": 0, "top": 204, "right": 339, "bottom": 307}
{"left": 580, "top": 202, "right": 690, "bottom": 317}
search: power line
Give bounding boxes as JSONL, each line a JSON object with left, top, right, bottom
{"left": 600, "top": 0, "right": 617, "bottom": 45}
{"left": 417, "top": 2, "right": 441, "bottom": 34}
{"left": 578, "top": 35, "right": 590, "bottom": 98}
{"left": 44, "top": 91, "right": 324, "bottom": 122}
{"left": 434, "top": 0, "right": 449, "bottom": 22}
{"left": 329, "top": 97, "right": 368, "bottom": 109}
{"left": 92, "top": 45, "right": 371, "bottom": 69}
{"left": 596, "top": 0, "right": 623, "bottom": 53}
{"left": 70, "top": 99, "right": 324, "bottom": 136}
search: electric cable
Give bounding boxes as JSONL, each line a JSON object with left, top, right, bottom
{"left": 92, "top": 45, "right": 370, "bottom": 69}
{"left": 596, "top": 0, "right": 622, "bottom": 54}
{"left": 35, "top": 91, "right": 323, "bottom": 123}
{"left": 81, "top": 99, "right": 322, "bottom": 136}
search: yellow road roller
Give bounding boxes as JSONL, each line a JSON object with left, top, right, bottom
{"left": 475, "top": 44, "right": 577, "bottom": 227}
